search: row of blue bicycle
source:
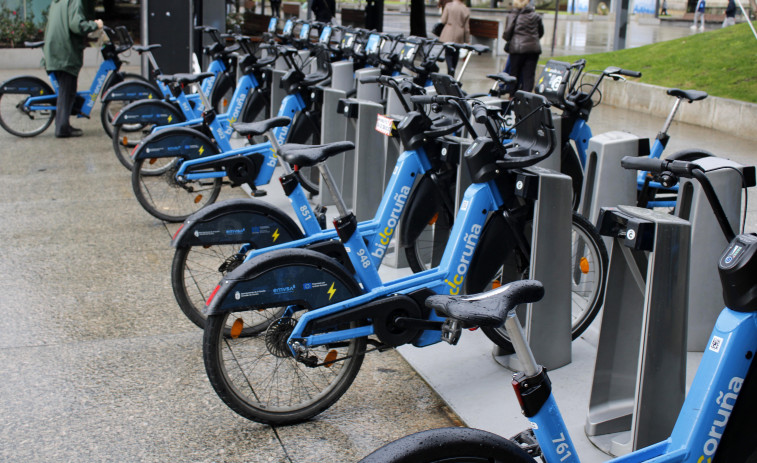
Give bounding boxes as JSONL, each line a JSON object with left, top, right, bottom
{"left": 2, "top": 16, "right": 755, "bottom": 463}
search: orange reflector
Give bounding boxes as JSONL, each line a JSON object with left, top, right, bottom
{"left": 194, "top": 194, "right": 203, "bottom": 204}
{"left": 324, "top": 350, "right": 338, "bottom": 368}
{"left": 580, "top": 257, "right": 590, "bottom": 274}
{"left": 149, "top": 158, "right": 157, "bottom": 165}
{"left": 230, "top": 318, "right": 244, "bottom": 339}
{"left": 122, "top": 136, "right": 128, "bottom": 146}
{"left": 491, "top": 280, "right": 502, "bottom": 289}
{"left": 223, "top": 98, "right": 229, "bottom": 107}
{"left": 428, "top": 212, "right": 439, "bottom": 226}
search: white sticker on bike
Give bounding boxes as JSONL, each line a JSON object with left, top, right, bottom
{"left": 710, "top": 336, "right": 723, "bottom": 353}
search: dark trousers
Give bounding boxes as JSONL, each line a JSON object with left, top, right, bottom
{"left": 445, "top": 50, "right": 459, "bottom": 77}
{"left": 53, "top": 70, "right": 78, "bottom": 136}
{"left": 271, "top": 1, "right": 280, "bottom": 17}
{"left": 509, "top": 52, "right": 540, "bottom": 93}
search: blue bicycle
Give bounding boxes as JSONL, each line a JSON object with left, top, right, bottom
{"left": 0, "top": 26, "right": 145, "bottom": 138}
{"left": 199, "top": 91, "right": 608, "bottom": 425}
{"left": 360, "top": 155, "right": 755, "bottom": 463}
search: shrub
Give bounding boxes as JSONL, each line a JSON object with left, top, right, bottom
{"left": 0, "top": 3, "right": 45, "bottom": 48}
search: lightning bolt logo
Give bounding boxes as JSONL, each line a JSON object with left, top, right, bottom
{"left": 198, "top": 145, "right": 204, "bottom": 155}
{"left": 327, "top": 282, "right": 336, "bottom": 300}
{"left": 272, "top": 229, "right": 280, "bottom": 242}
{"left": 167, "top": 115, "right": 172, "bottom": 123}
{"left": 148, "top": 93, "right": 153, "bottom": 99}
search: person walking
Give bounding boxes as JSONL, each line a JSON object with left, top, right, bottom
{"left": 502, "top": 0, "right": 543, "bottom": 93}
{"left": 660, "top": 0, "right": 668, "bottom": 15}
{"left": 691, "top": 0, "right": 706, "bottom": 30}
{"left": 42, "top": 0, "right": 103, "bottom": 138}
{"left": 439, "top": 0, "right": 470, "bottom": 77}
{"left": 722, "top": 0, "right": 736, "bottom": 27}
{"left": 270, "top": 0, "right": 281, "bottom": 17}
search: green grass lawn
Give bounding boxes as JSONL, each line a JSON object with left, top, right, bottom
{"left": 543, "top": 22, "right": 757, "bottom": 103}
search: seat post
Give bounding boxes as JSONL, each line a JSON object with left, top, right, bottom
{"left": 318, "top": 164, "right": 350, "bottom": 217}
{"left": 504, "top": 311, "right": 540, "bottom": 377}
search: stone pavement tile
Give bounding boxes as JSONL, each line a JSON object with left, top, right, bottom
{"left": 275, "top": 349, "right": 461, "bottom": 462}
{"left": 0, "top": 332, "right": 289, "bottom": 463}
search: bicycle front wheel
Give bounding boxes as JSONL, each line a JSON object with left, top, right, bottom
{"left": 0, "top": 92, "right": 54, "bottom": 137}
{"left": 131, "top": 157, "right": 222, "bottom": 222}
{"left": 359, "top": 427, "right": 537, "bottom": 463}
{"left": 111, "top": 122, "right": 155, "bottom": 171}
{"left": 204, "top": 310, "right": 366, "bottom": 425}
{"left": 171, "top": 243, "right": 250, "bottom": 330}
{"left": 481, "top": 212, "right": 607, "bottom": 352}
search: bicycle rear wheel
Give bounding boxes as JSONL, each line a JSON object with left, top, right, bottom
{"left": 359, "top": 427, "right": 536, "bottom": 463}
{"left": 131, "top": 157, "right": 222, "bottom": 222}
{"left": 480, "top": 212, "right": 607, "bottom": 353}
{"left": 204, "top": 309, "right": 366, "bottom": 425}
{"left": 0, "top": 92, "right": 54, "bottom": 137}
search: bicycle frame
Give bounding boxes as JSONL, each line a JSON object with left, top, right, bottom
{"left": 274, "top": 175, "right": 503, "bottom": 351}
{"left": 25, "top": 58, "right": 117, "bottom": 116}
{"left": 526, "top": 307, "right": 757, "bottom": 463}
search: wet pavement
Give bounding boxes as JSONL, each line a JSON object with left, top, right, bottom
{"left": 2, "top": 15, "right": 756, "bottom": 463}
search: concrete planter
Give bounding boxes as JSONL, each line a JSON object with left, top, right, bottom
{"left": 580, "top": 72, "right": 757, "bottom": 141}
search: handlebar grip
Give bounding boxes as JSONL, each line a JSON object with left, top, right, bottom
{"left": 620, "top": 156, "right": 666, "bottom": 173}
{"left": 472, "top": 105, "right": 488, "bottom": 124}
{"left": 619, "top": 69, "right": 642, "bottom": 78}
{"left": 621, "top": 156, "right": 701, "bottom": 178}
{"left": 409, "top": 95, "right": 438, "bottom": 105}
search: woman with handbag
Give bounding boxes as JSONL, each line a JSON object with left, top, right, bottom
{"left": 502, "top": 0, "right": 544, "bottom": 92}
{"left": 439, "top": 0, "right": 470, "bottom": 76}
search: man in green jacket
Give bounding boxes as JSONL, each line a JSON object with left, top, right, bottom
{"left": 42, "top": 0, "right": 103, "bottom": 138}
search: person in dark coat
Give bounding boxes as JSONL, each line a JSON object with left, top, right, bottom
{"left": 312, "top": 0, "right": 335, "bottom": 23}
{"left": 502, "top": 0, "right": 543, "bottom": 93}
{"left": 42, "top": 0, "right": 103, "bottom": 138}
{"left": 723, "top": 0, "right": 736, "bottom": 27}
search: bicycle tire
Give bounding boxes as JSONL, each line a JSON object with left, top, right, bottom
{"left": 0, "top": 91, "right": 54, "bottom": 137}
{"left": 99, "top": 72, "right": 149, "bottom": 138}
{"left": 203, "top": 252, "right": 366, "bottom": 425}
{"left": 131, "top": 157, "right": 222, "bottom": 222}
{"left": 480, "top": 212, "right": 607, "bottom": 353}
{"left": 111, "top": 122, "right": 155, "bottom": 171}
{"left": 404, "top": 204, "right": 454, "bottom": 273}
{"left": 209, "top": 72, "right": 235, "bottom": 115}
{"left": 172, "top": 243, "right": 251, "bottom": 329}
{"left": 359, "top": 427, "right": 537, "bottom": 463}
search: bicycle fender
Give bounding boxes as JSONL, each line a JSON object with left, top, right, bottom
{"left": 398, "top": 174, "right": 442, "bottom": 248}
{"left": 172, "top": 198, "right": 304, "bottom": 248}
{"left": 0, "top": 76, "right": 54, "bottom": 95}
{"left": 132, "top": 126, "right": 217, "bottom": 161}
{"left": 205, "top": 248, "right": 361, "bottom": 315}
{"left": 112, "top": 99, "right": 183, "bottom": 127}
{"left": 102, "top": 79, "right": 161, "bottom": 102}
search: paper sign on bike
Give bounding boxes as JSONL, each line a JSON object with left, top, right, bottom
{"left": 375, "top": 114, "right": 394, "bottom": 136}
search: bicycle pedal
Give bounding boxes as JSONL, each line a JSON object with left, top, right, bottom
{"left": 314, "top": 204, "right": 327, "bottom": 229}
{"left": 441, "top": 319, "right": 462, "bottom": 345}
{"left": 251, "top": 188, "right": 267, "bottom": 197}
{"left": 509, "top": 428, "right": 542, "bottom": 458}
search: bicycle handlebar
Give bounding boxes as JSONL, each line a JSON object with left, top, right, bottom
{"left": 621, "top": 156, "right": 737, "bottom": 242}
